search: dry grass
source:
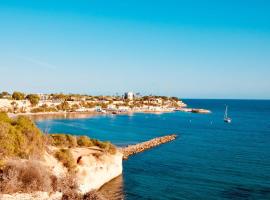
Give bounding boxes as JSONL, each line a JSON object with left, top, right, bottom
{"left": 0, "top": 160, "right": 104, "bottom": 199}
{"left": 0, "top": 160, "right": 54, "bottom": 193}
{"left": 0, "top": 112, "right": 112, "bottom": 199}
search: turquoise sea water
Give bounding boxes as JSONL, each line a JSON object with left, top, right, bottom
{"left": 35, "top": 100, "right": 270, "bottom": 200}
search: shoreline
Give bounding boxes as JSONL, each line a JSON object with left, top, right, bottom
{"left": 7, "top": 110, "right": 175, "bottom": 119}
{"left": 7, "top": 108, "right": 211, "bottom": 119}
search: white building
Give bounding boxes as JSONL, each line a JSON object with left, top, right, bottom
{"left": 124, "top": 92, "right": 134, "bottom": 100}
{"left": 37, "top": 93, "right": 50, "bottom": 101}
{"left": 107, "top": 104, "right": 117, "bottom": 111}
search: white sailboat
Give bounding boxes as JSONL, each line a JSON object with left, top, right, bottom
{"left": 224, "top": 105, "right": 232, "bottom": 123}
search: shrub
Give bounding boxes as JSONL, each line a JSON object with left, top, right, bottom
{"left": 49, "top": 134, "right": 117, "bottom": 154}
{"left": 12, "top": 91, "right": 25, "bottom": 100}
{"left": 55, "top": 149, "right": 76, "bottom": 171}
{"left": 0, "top": 160, "right": 54, "bottom": 193}
{"left": 97, "top": 141, "right": 117, "bottom": 154}
{"left": 71, "top": 104, "right": 80, "bottom": 112}
{"left": 90, "top": 139, "right": 117, "bottom": 154}
{"left": 57, "top": 101, "right": 70, "bottom": 111}
{"left": 77, "top": 136, "right": 93, "bottom": 147}
{"left": 0, "top": 112, "right": 11, "bottom": 123}
{"left": 26, "top": 94, "right": 40, "bottom": 106}
{"left": 49, "top": 134, "right": 77, "bottom": 148}
{"left": 0, "top": 160, "right": 102, "bottom": 199}
{"left": 31, "top": 106, "right": 58, "bottom": 113}
{"left": 83, "top": 191, "right": 103, "bottom": 200}
{"left": 0, "top": 113, "right": 45, "bottom": 160}
{"left": 13, "top": 116, "right": 44, "bottom": 158}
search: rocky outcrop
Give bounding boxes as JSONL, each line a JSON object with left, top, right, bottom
{"left": 70, "top": 147, "right": 123, "bottom": 194}
{"left": 121, "top": 134, "right": 177, "bottom": 159}
{"left": 0, "top": 147, "right": 122, "bottom": 200}
{"left": 191, "top": 109, "right": 211, "bottom": 113}
{"left": 176, "top": 108, "right": 211, "bottom": 113}
{"left": 1, "top": 135, "right": 177, "bottom": 200}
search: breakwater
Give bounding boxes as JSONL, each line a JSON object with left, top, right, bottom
{"left": 121, "top": 134, "right": 177, "bottom": 159}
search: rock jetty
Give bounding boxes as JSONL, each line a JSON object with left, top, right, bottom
{"left": 121, "top": 134, "right": 177, "bottom": 160}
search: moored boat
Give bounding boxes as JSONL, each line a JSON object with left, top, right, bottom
{"left": 224, "top": 105, "right": 232, "bottom": 123}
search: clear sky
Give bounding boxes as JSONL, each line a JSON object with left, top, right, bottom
{"left": 0, "top": 0, "right": 270, "bottom": 99}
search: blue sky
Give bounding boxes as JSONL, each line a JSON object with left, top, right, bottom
{"left": 0, "top": 0, "right": 270, "bottom": 99}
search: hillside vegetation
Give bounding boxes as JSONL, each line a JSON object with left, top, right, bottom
{"left": 0, "top": 112, "right": 116, "bottom": 165}
{"left": 0, "top": 112, "right": 117, "bottom": 199}
{"left": 0, "top": 112, "right": 44, "bottom": 163}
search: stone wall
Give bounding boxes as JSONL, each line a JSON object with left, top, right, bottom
{"left": 121, "top": 134, "right": 177, "bottom": 159}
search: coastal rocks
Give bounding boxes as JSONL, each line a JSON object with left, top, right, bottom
{"left": 121, "top": 134, "right": 177, "bottom": 160}
{"left": 0, "top": 136, "right": 177, "bottom": 199}
{"left": 176, "top": 108, "right": 211, "bottom": 114}
{"left": 191, "top": 109, "right": 211, "bottom": 114}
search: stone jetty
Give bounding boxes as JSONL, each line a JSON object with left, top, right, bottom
{"left": 121, "top": 134, "right": 177, "bottom": 160}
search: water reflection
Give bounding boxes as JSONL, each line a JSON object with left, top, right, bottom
{"left": 98, "top": 175, "right": 125, "bottom": 200}
{"left": 29, "top": 112, "right": 103, "bottom": 121}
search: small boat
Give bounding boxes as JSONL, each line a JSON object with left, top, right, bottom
{"left": 224, "top": 105, "right": 232, "bottom": 123}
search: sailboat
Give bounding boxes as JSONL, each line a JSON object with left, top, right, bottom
{"left": 224, "top": 105, "right": 232, "bottom": 123}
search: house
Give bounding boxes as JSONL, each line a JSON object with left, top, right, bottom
{"left": 124, "top": 92, "right": 134, "bottom": 100}
{"left": 118, "top": 106, "right": 130, "bottom": 112}
{"left": 37, "top": 93, "right": 50, "bottom": 101}
{"left": 113, "top": 100, "right": 124, "bottom": 105}
{"left": 107, "top": 104, "right": 117, "bottom": 111}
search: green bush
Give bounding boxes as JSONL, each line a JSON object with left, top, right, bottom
{"left": 31, "top": 106, "right": 57, "bottom": 113}
{"left": 49, "top": 134, "right": 77, "bottom": 148}
{"left": 0, "top": 113, "right": 44, "bottom": 160}
{"left": 56, "top": 101, "right": 70, "bottom": 111}
{"left": 0, "top": 112, "right": 11, "bottom": 123}
{"left": 55, "top": 149, "right": 76, "bottom": 171}
{"left": 49, "top": 134, "right": 117, "bottom": 154}
{"left": 90, "top": 139, "right": 117, "bottom": 154}
{"left": 0, "top": 112, "right": 117, "bottom": 169}
{"left": 12, "top": 91, "right": 25, "bottom": 100}
{"left": 77, "top": 136, "right": 93, "bottom": 147}
{"left": 96, "top": 141, "right": 117, "bottom": 154}
{"left": 26, "top": 94, "right": 40, "bottom": 106}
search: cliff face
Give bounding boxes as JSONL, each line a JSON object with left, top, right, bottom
{"left": 70, "top": 147, "right": 123, "bottom": 194}
{"left": 0, "top": 147, "right": 123, "bottom": 200}
{"left": 0, "top": 132, "right": 176, "bottom": 200}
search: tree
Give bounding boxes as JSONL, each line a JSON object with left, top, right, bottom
{"left": 57, "top": 101, "right": 70, "bottom": 111}
{"left": 171, "top": 97, "right": 179, "bottom": 101}
{"left": 52, "top": 93, "right": 68, "bottom": 101}
{"left": 12, "top": 91, "right": 25, "bottom": 100}
{"left": 71, "top": 104, "right": 79, "bottom": 112}
{"left": 26, "top": 94, "right": 40, "bottom": 106}
{"left": 0, "top": 91, "right": 9, "bottom": 98}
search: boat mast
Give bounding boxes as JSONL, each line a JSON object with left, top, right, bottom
{"left": 224, "top": 105, "right": 228, "bottom": 119}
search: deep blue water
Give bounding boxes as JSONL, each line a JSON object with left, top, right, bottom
{"left": 35, "top": 99, "right": 270, "bottom": 200}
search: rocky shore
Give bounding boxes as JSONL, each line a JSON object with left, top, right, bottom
{"left": 0, "top": 135, "right": 177, "bottom": 200}
{"left": 0, "top": 111, "right": 178, "bottom": 200}
{"left": 121, "top": 134, "right": 177, "bottom": 160}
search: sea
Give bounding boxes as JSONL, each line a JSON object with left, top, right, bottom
{"left": 34, "top": 99, "right": 270, "bottom": 200}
